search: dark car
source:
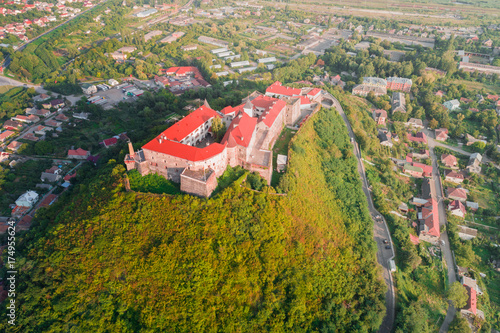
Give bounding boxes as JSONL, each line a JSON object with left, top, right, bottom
{"left": 385, "top": 245, "right": 391, "bottom": 250}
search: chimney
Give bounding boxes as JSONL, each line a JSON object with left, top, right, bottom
{"left": 128, "top": 141, "right": 135, "bottom": 157}
{"left": 159, "top": 138, "right": 163, "bottom": 144}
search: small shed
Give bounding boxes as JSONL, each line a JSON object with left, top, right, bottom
{"left": 277, "top": 154, "right": 288, "bottom": 172}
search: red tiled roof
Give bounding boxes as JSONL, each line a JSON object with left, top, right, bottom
{"left": 449, "top": 200, "right": 466, "bottom": 215}
{"left": 103, "top": 137, "right": 118, "bottom": 147}
{"left": 464, "top": 285, "right": 477, "bottom": 315}
{"left": 407, "top": 131, "right": 427, "bottom": 144}
{"left": 64, "top": 172, "right": 76, "bottom": 181}
{"left": 143, "top": 139, "right": 226, "bottom": 162}
{"left": 307, "top": 88, "right": 321, "bottom": 96}
{"left": 423, "top": 198, "right": 440, "bottom": 238}
{"left": 252, "top": 96, "right": 286, "bottom": 128}
{"left": 299, "top": 96, "right": 311, "bottom": 105}
{"left": 413, "top": 162, "right": 432, "bottom": 175}
{"left": 0, "top": 130, "right": 14, "bottom": 141}
{"left": 445, "top": 170, "right": 463, "bottom": 180}
{"left": 68, "top": 148, "right": 88, "bottom": 156}
{"left": 222, "top": 112, "right": 257, "bottom": 148}
{"left": 266, "top": 81, "right": 301, "bottom": 97}
{"left": 220, "top": 104, "right": 244, "bottom": 115}
{"left": 441, "top": 154, "right": 457, "bottom": 166}
{"left": 38, "top": 194, "right": 57, "bottom": 208}
{"left": 161, "top": 105, "right": 219, "bottom": 142}
{"left": 447, "top": 187, "right": 467, "bottom": 200}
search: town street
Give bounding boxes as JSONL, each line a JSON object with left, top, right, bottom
{"left": 322, "top": 92, "right": 395, "bottom": 333}
{"left": 424, "top": 130, "right": 458, "bottom": 333}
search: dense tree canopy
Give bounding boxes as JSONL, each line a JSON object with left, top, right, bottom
{"left": 0, "top": 107, "right": 385, "bottom": 332}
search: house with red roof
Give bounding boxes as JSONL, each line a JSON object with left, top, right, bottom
{"left": 487, "top": 94, "right": 499, "bottom": 102}
{"left": 448, "top": 200, "right": 466, "bottom": 218}
{"left": 7, "top": 140, "right": 22, "bottom": 152}
{"left": 418, "top": 198, "right": 440, "bottom": 243}
{"left": 3, "top": 120, "right": 24, "bottom": 130}
{"left": 0, "top": 130, "right": 14, "bottom": 143}
{"left": 372, "top": 109, "right": 387, "bottom": 125}
{"left": 67, "top": 148, "right": 90, "bottom": 159}
{"left": 154, "top": 75, "right": 170, "bottom": 88}
{"left": 444, "top": 170, "right": 464, "bottom": 184}
{"left": 125, "top": 83, "right": 308, "bottom": 197}
{"left": 102, "top": 137, "right": 118, "bottom": 148}
{"left": 447, "top": 187, "right": 467, "bottom": 202}
{"left": 435, "top": 128, "right": 448, "bottom": 141}
{"left": 441, "top": 154, "right": 458, "bottom": 168}
{"left": 407, "top": 131, "right": 427, "bottom": 145}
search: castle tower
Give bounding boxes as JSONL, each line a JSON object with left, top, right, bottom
{"left": 128, "top": 141, "right": 135, "bottom": 158}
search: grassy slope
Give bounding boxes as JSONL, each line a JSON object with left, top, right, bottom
{"left": 2, "top": 107, "right": 385, "bottom": 332}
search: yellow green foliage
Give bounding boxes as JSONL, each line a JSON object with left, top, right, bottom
{"left": 3, "top": 108, "right": 385, "bottom": 332}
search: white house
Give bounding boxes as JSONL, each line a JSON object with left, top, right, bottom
{"left": 443, "top": 99, "right": 460, "bottom": 111}
{"left": 15, "top": 190, "right": 39, "bottom": 207}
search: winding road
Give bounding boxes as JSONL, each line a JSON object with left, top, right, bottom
{"left": 322, "top": 92, "right": 395, "bottom": 333}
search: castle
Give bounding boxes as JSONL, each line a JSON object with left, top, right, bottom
{"left": 125, "top": 81, "right": 322, "bottom": 197}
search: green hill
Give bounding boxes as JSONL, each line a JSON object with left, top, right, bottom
{"left": 2, "top": 107, "right": 386, "bottom": 332}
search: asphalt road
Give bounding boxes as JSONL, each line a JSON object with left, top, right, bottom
{"left": 322, "top": 93, "right": 395, "bottom": 333}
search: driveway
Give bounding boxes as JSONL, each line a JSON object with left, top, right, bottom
{"left": 322, "top": 93, "right": 395, "bottom": 333}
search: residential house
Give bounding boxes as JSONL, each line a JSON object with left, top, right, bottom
{"left": 50, "top": 99, "right": 65, "bottom": 109}
{"left": 0, "top": 130, "right": 15, "bottom": 143}
{"left": 443, "top": 99, "right": 460, "bottom": 111}
{"left": 448, "top": 200, "right": 466, "bottom": 218}
{"left": 372, "top": 109, "right": 387, "bottom": 125}
{"left": 408, "top": 149, "right": 430, "bottom": 160}
{"left": 418, "top": 198, "right": 440, "bottom": 244}
{"left": 81, "top": 83, "right": 97, "bottom": 95}
{"left": 7, "top": 141, "right": 22, "bottom": 152}
{"left": 34, "top": 125, "right": 53, "bottom": 136}
{"left": 55, "top": 114, "right": 69, "bottom": 122}
{"left": 102, "top": 137, "right": 118, "bottom": 148}
{"left": 40, "top": 165, "right": 62, "bottom": 182}
{"left": 435, "top": 128, "right": 448, "bottom": 141}
{"left": 2, "top": 120, "right": 24, "bottom": 131}
{"left": 44, "top": 120, "right": 62, "bottom": 128}
{"left": 466, "top": 153, "right": 482, "bottom": 174}
{"left": 377, "top": 129, "right": 393, "bottom": 147}
{"left": 404, "top": 163, "right": 424, "bottom": 177}
{"left": 407, "top": 131, "right": 428, "bottom": 145}
{"left": 444, "top": 170, "right": 464, "bottom": 183}
{"left": 441, "top": 154, "right": 458, "bottom": 168}
{"left": 447, "top": 187, "right": 467, "bottom": 202}
{"left": 34, "top": 93, "right": 50, "bottom": 102}
{"left": 68, "top": 148, "right": 90, "bottom": 159}
{"left": 12, "top": 115, "right": 33, "bottom": 123}
{"left": 391, "top": 92, "right": 406, "bottom": 113}
{"left": 405, "top": 118, "right": 424, "bottom": 129}
{"left": 15, "top": 190, "right": 39, "bottom": 207}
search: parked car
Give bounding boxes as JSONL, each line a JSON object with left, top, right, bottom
{"left": 383, "top": 239, "right": 389, "bottom": 244}
{"left": 385, "top": 245, "right": 391, "bottom": 250}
